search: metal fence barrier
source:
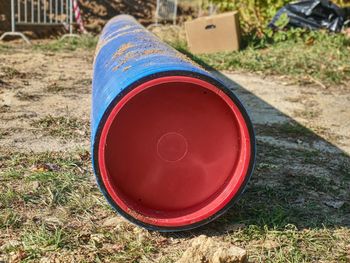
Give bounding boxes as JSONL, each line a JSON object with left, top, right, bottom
{"left": 0, "top": 0, "right": 77, "bottom": 44}
{"left": 155, "top": 0, "right": 178, "bottom": 25}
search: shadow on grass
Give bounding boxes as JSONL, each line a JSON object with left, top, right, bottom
{"left": 165, "top": 49, "right": 350, "bottom": 238}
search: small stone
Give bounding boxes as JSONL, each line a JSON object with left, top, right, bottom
{"left": 45, "top": 163, "right": 60, "bottom": 172}
{"left": 324, "top": 200, "right": 345, "bottom": 209}
{"left": 91, "top": 233, "right": 105, "bottom": 248}
{"left": 294, "top": 197, "right": 305, "bottom": 205}
{"left": 133, "top": 227, "right": 148, "bottom": 242}
{"left": 102, "top": 243, "right": 124, "bottom": 253}
{"left": 223, "top": 223, "right": 245, "bottom": 233}
{"left": 102, "top": 216, "right": 124, "bottom": 227}
{"left": 345, "top": 28, "right": 350, "bottom": 37}
{"left": 31, "top": 181, "right": 40, "bottom": 191}
{"left": 44, "top": 217, "right": 63, "bottom": 228}
{"left": 0, "top": 240, "right": 21, "bottom": 250}
{"left": 9, "top": 249, "right": 26, "bottom": 262}
{"left": 176, "top": 235, "right": 247, "bottom": 263}
{"left": 262, "top": 240, "right": 280, "bottom": 250}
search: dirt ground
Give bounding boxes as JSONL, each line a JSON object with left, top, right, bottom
{"left": 0, "top": 46, "right": 349, "bottom": 262}
{"left": 1, "top": 47, "right": 349, "bottom": 154}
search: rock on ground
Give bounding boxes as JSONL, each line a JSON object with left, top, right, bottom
{"left": 176, "top": 235, "right": 247, "bottom": 263}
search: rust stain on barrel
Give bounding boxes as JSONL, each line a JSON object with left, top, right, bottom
{"left": 127, "top": 207, "right": 159, "bottom": 223}
{"left": 113, "top": 43, "right": 134, "bottom": 59}
{"left": 143, "top": 49, "right": 165, "bottom": 55}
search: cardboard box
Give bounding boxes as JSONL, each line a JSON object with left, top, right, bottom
{"left": 185, "top": 12, "right": 241, "bottom": 54}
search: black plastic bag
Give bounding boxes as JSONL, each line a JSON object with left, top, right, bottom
{"left": 269, "top": 0, "right": 350, "bottom": 32}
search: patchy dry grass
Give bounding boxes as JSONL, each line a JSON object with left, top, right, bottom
{"left": 1, "top": 33, "right": 349, "bottom": 262}
{"left": 45, "top": 83, "right": 68, "bottom": 93}
{"left": 1, "top": 132, "right": 349, "bottom": 262}
{"left": 225, "top": 225, "right": 350, "bottom": 262}
{"left": 3, "top": 30, "right": 349, "bottom": 89}
{"left": 31, "top": 115, "right": 89, "bottom": 140}
{"left": 0, "top": 66, "right": 27, "bottom": 79}
{"left": 0, "top": 43, "right": 9, "bottom": 51}
{"left": 0, "top": 128, "right": 10, "bottom": 140}
{"left": 255, "top": 122, "right": 316, "bottom": 140}
{"left": 33, "top": 36, "right": 98, "bottom": 52}
{"left": 0, "top": 150, "right": 173, "bottom": 262}
{"left": 172, "top": 32, "right": 350, "bottom": 88}
{"left": 15, "top": 91, "right": 41, "bottom": 101}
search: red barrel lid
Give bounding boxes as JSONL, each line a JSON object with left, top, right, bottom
{"left": 98, "top": 76, "right": 252, "bottom": 227}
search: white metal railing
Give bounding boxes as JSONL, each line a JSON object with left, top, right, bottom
{"left": 155, "top": 0, "right": 178, "bottom": 25}
{"left": 0, "top": 0, "right": 77, "bottom": 44}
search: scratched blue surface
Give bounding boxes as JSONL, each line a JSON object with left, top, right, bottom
{"left": 91, "top": 15, "right": 214, "bottom": 148}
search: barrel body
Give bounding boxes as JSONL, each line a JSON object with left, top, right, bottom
{"left": 91, "top": 15, "right": 255, "bottom": 231}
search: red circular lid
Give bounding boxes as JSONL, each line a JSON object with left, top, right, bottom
{"left": 98, "top": 76, "right": 252, "bottom": 227}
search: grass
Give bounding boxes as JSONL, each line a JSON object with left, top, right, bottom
{"left": 22, "top": 226, "right": 65, "bottom": 256}
{"left": 33, "top": 35, "right": 98, "bottom": 52}
{"left": 0, "top": 150, "right": 166, "bottom": 262}
{"left": 1, "top": 24, "right": 350, "bottom": 263}
{"left": 2, "top": 30, "right": 349, "bottom": 89}
{"left": 224, "top": 225, "right": 350, "bottom": 262}
{"left": 15, "top": 91, "right": 41, "bottom": 101}
{"left": 0, "top": 129, "right": 9, "bottom": 139}
{"left": 46, "top": 82, "right": 67, "bottom": 93}
{"left": 203, "top": 140, "right": 350, "bottom": 262}
{"left": 172, "top": 31, "right": 350, "bottom": 88}
{"left": 1, "top": 133, "right": 349, "bottom": 262}
{"left": 0, "top": 35, "right": 97, "bottom": 53}
{"left": 0, "top": 66, "right": 27, "bottom": 79}
{"left": 31, "top": 115, "right": 89, "bottom": 140}
{"left": 0, "top": 209, "right": 22, "bottom": 230}
{"left": 255, "top": 122, "right": 317, "bottom": 140}
{"left": 0, "top": 43, "right": 10, "bottom": 52}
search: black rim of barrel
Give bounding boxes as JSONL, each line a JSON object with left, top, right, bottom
{"left": 92, "top": 70, "right": 256, "bottom": 232}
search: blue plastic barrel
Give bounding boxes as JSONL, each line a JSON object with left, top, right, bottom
{"left": 91, "top": 15, "right": 255, "bottom": 231}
